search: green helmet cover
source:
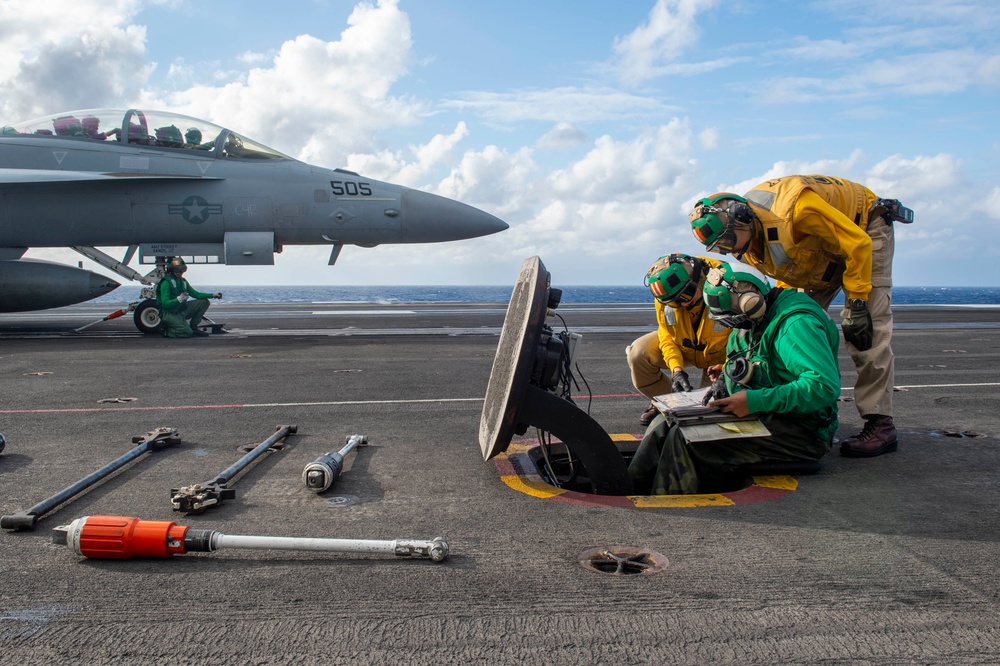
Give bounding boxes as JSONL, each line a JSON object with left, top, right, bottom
{"left": 702, "top": 263, "right": 770, "bottom": 316}
{"left": 690, "top": 193, "right": 749, "bottom": 249}
{"left": 645, "top": 254, "right": 704, "bottom": 305}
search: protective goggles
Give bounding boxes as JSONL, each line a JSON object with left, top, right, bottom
{"left": 661, "top": 281, "right": 700, "bottom": 308}
{"left": 704, "top": 222, "right": 740, "bottom": 255}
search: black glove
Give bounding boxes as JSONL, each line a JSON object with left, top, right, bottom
{"left": 841, "top": 299, "right": 874, "bottom": 351}
{"left": 671, "top": 369, "right": 693, "bottom": 393}
{"left": 702, "top": 376, "right": 729, "bottom": 405}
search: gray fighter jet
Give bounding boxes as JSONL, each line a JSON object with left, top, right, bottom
{"left": 0, "top": 108, "right": 508, "bottom": 331}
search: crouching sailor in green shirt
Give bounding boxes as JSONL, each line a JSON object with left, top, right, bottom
{"left": 156, "top": 257, "right": 222, "bottom": 338}
{"left": 628, "top": 263, "right": 840, "bottom": 495}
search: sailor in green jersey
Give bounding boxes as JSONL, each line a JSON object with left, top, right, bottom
{"left": 155, "top": 257, "right": 223, "bottom": 338}
{"left": 628, "top": 264, "right": 840, "bottom": 495}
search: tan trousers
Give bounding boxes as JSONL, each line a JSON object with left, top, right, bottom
{"left": 805, "top": 217, "right": 895, "bottom": 418}
{"left": 626, "top": 331, "right": 711, "bottom": 400}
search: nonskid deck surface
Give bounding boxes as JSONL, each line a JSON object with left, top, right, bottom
{"left": 1, "top": 303, "right": 998, "bottom": 664}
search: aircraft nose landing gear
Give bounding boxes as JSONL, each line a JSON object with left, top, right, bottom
{"left": 134, "top": 299, "right": 162, "bottom": 334}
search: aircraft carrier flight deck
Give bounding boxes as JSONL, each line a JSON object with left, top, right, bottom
{"left": 1, "top": 301, "right": 998, "bottom": 664}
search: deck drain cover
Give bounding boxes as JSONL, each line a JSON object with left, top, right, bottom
{"left": 324, "top": 495, "right": 359, "bottom": 507}
{"left": 579, "top": 546, "right": 669, "bottom": 576}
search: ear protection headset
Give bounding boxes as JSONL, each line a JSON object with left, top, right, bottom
{"left": 725, "top": 352, "right": 758, "bottom": 386}
{"left": 731, "top": 284, "right": 766, "bottom": 321}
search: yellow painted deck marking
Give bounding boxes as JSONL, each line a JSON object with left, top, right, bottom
{"left": 494, "top": 434, "right": 801, "bottom": 508}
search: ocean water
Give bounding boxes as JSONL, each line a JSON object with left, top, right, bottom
{"left": 90, "top": 284, "right": 1000, "bottom": 306}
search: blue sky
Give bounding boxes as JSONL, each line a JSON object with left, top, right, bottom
{"left": 3, "top": 0, "right": 999, "bottom": 286}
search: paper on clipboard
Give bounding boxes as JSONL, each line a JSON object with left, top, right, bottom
{"left": 678, "top": 419, "right": 771, "bottom": 442}
{"left": 652, "top": 388, "right": 771, "bottom": 441}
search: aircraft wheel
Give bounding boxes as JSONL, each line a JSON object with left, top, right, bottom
{"left": 134, "top": 299, "right": 163, "bottom": 334}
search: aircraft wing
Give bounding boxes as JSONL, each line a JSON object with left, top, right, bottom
{"left": 0, "top": 168, "right": 222, "bottom": 186}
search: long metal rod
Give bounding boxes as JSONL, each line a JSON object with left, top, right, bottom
{"left": 213, "top": 534, "right": 449, "bottom": 562}
{"left": 1, "top": 428, "right": 179, "bottom": 531}
{"left": 212, "top": 425, "right": 295, "bottom": 485}
{"left": 338, "top": 434, "right": 364, "bottom": 459}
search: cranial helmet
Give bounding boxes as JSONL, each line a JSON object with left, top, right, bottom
{"left": 645, "top": 254, "right": 707, "bottom": 308}
{"left": 689, "top": 193, "right": 755, "bottom": 255}
{"left": 155, "top": 125, "right": 183, "bottom": 148}
{"left": 702, "top": 263, "right": 771, "bottom": 329}
{"left": 168, "top": 257, "right": 187, "bottom": 273}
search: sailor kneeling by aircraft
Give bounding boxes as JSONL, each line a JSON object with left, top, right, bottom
{"left": 156, "top": 257, "right": 222, "bottom": 338}
{"left": 629, "top": 263, "right": 841, "bottom": 495}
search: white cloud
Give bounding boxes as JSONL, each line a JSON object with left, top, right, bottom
{"left": 688, "top": 151, "right": 867, "bottom": 206}
{"left": 346, "top": 122, "right": 470, "bottom": 188}
{"left": 437, "top": 144, "right": 538, "bottom": 215}
{"left": 140, "top": 0, "right": 422, "bottom": 168}
{"left": 611, "top": 0, "right": 720, "bottom": 85}
{"left": 698, "top": 127, "right": 718, "bottom": 149}
{"left": 0, "top": 0, "right": 149, "bottom": 119}
{"left": 537, "top": 123, "right": 588, "bottom": 150}
{"left": 443, "top": 86, "right": 674, "bottom": 125}
{"left": 865, "top": 153, "right": 961, "bottom": 199}
{"left": 501, "top": 121, "right": 702, "bottom": 262}
{"left": 986, "top": 187, "right": 1000, "bottom": 220}
{"left": 759, "top": 50, "right": 997, "bottom": 103}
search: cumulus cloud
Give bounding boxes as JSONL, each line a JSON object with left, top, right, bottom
{"left": 437, "top": 144, "right": 538, "bottom": 216}
{"left": 537, "top": 123, "right": 588, "bottom": 150}
{"left": 687, "top": 151, "right": 867, "bottom": 206}
{"left": 610, "top": 0, "right": 720, "bottom": 85}
{"left": 346, "top": 122, "right": 470, "bottom": 188}
{"left": 499, "top": 121, "right": 703, "bottom": 264}
{"left": 140, "top": 0, "right": 423, "bottom": 167}
{"left": 865, "top": 153, "right": 961, "bottom": 199}
{"left": 0, "top": 0, "right": 149, "bottom": 119}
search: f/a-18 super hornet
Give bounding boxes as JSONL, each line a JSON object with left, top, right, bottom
{"left": 0, "top": 108, "right": 508, "bottom": 332}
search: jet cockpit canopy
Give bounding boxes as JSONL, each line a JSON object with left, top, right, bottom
{"left": 1, "top": 108, "right": 290, "bottom": 160}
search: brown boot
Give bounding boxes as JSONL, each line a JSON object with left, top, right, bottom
{"left": 639, "top": 402, "right": 659, "bottom": 427}
{"left": 840, "top": 415, "right": 898, "bottom": 458}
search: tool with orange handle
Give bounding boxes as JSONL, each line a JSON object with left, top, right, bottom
{"left": 51, "top": 515, "right": 449, "bottom": 562}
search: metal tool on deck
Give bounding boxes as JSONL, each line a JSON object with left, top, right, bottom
{"left": 1, "top": 428, "right": 180, "bottom": 531}
{"left": 73, "top": 303, "right": 134, "bottom": 333}
{"left": 302, "top": 434, "right": 368, "bottom": 492}
{"left": 170, "top": 425, "right": 296, "bottom": 514}
{"left": 52, "top": 515, "right": 449, "bottom": 562}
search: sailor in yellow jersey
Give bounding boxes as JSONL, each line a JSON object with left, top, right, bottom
{"left": 627, "top": 254, "right": 731, "bottom": 426}
{"left": 689, "top": 174, "right": 913, "bottom": 458}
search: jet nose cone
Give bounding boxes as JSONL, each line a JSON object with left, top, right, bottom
{"left": 90, "top": 274, "right": 120, "bottom": 299}
{"left": 401, "top": 189, "right": 508, "bottom": 242}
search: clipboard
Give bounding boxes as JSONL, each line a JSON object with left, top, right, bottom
{"left": 652, "top": 388, "right": 771, "bottom": 441}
